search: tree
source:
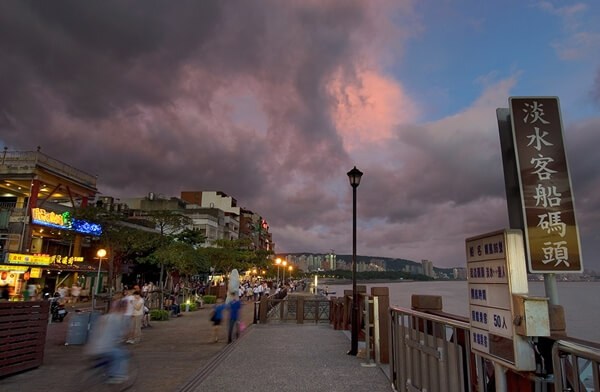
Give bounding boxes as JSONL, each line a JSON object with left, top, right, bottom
{"left": 139, "top": 210, "right": 192, "bottom": 306}
{"left": 201, "top": 238, "right": 257, "bottom": 276}
{"left": 72, "top": 206, "right": 162, "bottom": 297}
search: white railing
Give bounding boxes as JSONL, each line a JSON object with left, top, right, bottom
{"left": 390, "top": 306, "right": 482, "bottom": 392}
{"left": 552, "top": 339, "right": 600, "bottom": 391}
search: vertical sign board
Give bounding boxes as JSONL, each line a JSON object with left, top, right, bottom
{"left": 466, "top": 229, "right": 535, "bottom": 371}
{"left": 509, "top": 97, "right": 582, "bottom": 273}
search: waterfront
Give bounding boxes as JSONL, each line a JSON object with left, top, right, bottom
{"left": 328, "top": 280, "right": 600, "bottom": 343}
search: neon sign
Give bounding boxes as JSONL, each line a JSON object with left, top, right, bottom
{"left": 7, "top": 253, "right": 52, "bottom": 266}
{"left": 31, "top": 208, "right": 102, "bottom": 236}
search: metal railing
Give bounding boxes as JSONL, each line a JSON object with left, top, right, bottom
{"left": 261, "top": 295, "right": 330, "bottom": 324}
{"left": 390, "top": 306, "right": 482, "bottom": 392}
{"left": 552, "top": 339, "right": 600, "bottom": 391}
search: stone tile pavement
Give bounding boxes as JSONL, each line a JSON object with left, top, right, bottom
{"left": 1, "top": 298, "right": 392, "bottom": 392}
{"left": 177, "top": 324, "right": 392, "bottom": 392}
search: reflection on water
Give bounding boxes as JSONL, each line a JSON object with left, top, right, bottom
{"left": 328, "top": 280, "right": 600, "bottom": 343}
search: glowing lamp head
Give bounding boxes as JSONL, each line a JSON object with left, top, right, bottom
{"left": 97, "top": 249, "right": 107, "bottom": 258}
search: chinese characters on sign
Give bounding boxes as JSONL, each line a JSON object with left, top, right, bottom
{"left": 6, "top": 253, "right": 84, "bottom": 266}
{"left": 509, "top": 97, "right": 582, "bottom": 273}
{"left": 466, "top": 230, "right": 534, "bottom": 371}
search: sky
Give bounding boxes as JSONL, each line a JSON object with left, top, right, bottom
{"left": 1, "top": 1, "right": 599, "bottom": 270}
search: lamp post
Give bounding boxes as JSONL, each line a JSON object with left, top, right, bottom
{"left": 275, "top": 258, "right": 282, "bottom": 284}
{"left": 93, "top": 248, "right": 107, "bottom": 310}
{"left": 347, "top": 166, "right": 363, "bottom": 356}
{"left": 282, "top": 260, "right": 287, "bottom": 284}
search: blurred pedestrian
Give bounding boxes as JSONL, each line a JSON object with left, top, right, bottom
{"left": 71, "top": 283, "right": 81, "bottom": 304}
{"left": 85, "top": 299, "right": 130, "bottom": 384}
{"left": 211, "top": 303, "right": 225, "bottom": 342}
{"left": 227, "top": 295, "right": 241, "bottom": 344}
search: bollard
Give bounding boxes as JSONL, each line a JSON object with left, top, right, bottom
{"left": 371, "top": 287, "right": 390, "bottom": 364}
{"left": 297, "top": 296, "right": 304, "bottom": 324}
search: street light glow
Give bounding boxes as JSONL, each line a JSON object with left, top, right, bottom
{"left": 97, "top": 248, "right": 107, "bottom": 258}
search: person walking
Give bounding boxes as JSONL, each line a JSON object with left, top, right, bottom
{"left": 227, "top": 295, "right": 241, "bottom": 344}
{"left": 211, "top": 303, "right": 226, "bottom": 343}
{"left": 85, "top": 299, "right": 130, "bottom": 384}
{"left": 71, "top": 284, "right": 81, "bottom": 304}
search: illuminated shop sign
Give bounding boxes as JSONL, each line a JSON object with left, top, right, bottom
{"left": 31, "top": 208, "right": 102, "bottom": 236}
{"left": 0, "top": 265, "right": 29, "bottom": 272}
{"left": 6, "top": 253, "right": 52, "bottom": 266}
{"left": 30, "top": 268, "right": 42, "bottom": 278}
{"left": 48, "top": 255, "right": 84, "bottom": 265}
{"left": 6, "top": 253, "right": 84, "bottom": 266}
{"left": 32, "top": 253, "right": 84, "bottom": 265}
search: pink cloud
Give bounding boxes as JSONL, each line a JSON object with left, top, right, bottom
{"left": 329, "top": 69, "right": 417, "bottom": 150}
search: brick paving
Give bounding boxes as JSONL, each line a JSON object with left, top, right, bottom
{"left": 2, "top": 295, "right": 392, "bottom": 392}
{"left": 1, "top": 298, "right": 257, "bottom": 392}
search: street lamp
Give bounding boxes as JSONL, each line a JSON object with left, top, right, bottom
{"left": 93, "top": 248, "right": 107, "bottom": 310}
{"left": 275, "top": 258, "right": 282, "bottom": 284}
{"left": 288, "top": 265, "right": 293, "bottom": 280}
{"left": 282, "top": 260, "right": 288, "bottom": 284}
{"left": 347, "top": 165, "right": 363, "bottom": 356}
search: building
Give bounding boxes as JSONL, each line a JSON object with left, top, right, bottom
{"left": 0, "top": 149, "right": 104, "bottom": 298}
{"left": 239, "top": 207, "right": 272, "bottom": 251}
{"left": 421, "top": 259, "right": 435, "bottom": 278}
{"left": 122, "top": 191, "right": 271, "bottom": 252}
{"left": 453, "top": 268, "right": 467, "bottom": 280}
{"left": 180, "top": 191, "right": 241, "bottom": 242}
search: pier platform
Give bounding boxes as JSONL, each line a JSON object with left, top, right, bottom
{"left": 177, "top": 324, "right": 391, "bottom": 392}
{"left": 1, "top": 299, "right": 392, "bottom": 391}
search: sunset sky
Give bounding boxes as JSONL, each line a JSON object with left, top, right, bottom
{"left": 1, "top": 1, "right": 599, "bottom": 270}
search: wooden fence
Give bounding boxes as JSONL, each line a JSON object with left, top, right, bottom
{"left": 0, "top": 301, "right": 49, "bottom": 377}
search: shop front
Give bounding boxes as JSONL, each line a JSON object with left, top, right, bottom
{"left": 0, "top": 251, "right": 107, "bottom": 301}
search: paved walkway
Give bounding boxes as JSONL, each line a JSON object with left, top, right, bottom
{"left": 2, "top": 298, "right": 392, "bottom": 392}
{"left": 1, "top": 298, "right": 257, "bottom": 392}
{"left": 177, "top": 324, "right": 392, "bottom": 392}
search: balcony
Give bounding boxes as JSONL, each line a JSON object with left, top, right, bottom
{"left": 0, "top": 150, "right": 97, "bottom": 188}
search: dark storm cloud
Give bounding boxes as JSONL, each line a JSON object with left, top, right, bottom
{"left": 0, "top": 0, "right": 375, "bottom": 232}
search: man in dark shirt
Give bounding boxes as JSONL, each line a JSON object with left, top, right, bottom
{"left": 227, "top": 298, "right": 241, "bottom": 343}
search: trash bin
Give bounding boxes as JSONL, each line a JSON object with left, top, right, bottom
{"left": 89, "top": 310, "right": 102, "bottom": 331}
{"left": 65, "top": 312, "right": 91, "bottom": 345}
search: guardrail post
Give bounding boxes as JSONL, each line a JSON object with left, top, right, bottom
{"left": 344, "top": 289, "right": 352, "bottom": 330}
{"left": 371, "top": 287, "right": 390, "bottom": 364}
{"left": 297, "top": 296, "right": 304, "bottom": 324}
{"left": 259, "top": 295, "right": 268, "bottom": 323}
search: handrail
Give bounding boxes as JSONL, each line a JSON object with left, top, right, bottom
{"left": 390, "top": 305, "right": 479, "bottom": 392}
{"left": 552, "top": 339, "right": 600, "bottom": 391}
{"left": 390, "top": 305, "right": 472, "bottom": 330}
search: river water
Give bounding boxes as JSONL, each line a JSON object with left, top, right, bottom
{"left": 326, "top": 280, "right": 599, "bottom": 343}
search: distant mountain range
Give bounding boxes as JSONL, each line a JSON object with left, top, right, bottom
{"left": 278, "top": 253, "right": 455, "bottom": 275}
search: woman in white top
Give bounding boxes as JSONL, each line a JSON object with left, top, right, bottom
{"left": 128, "top": 291, "right": 145, "bottom": 344}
